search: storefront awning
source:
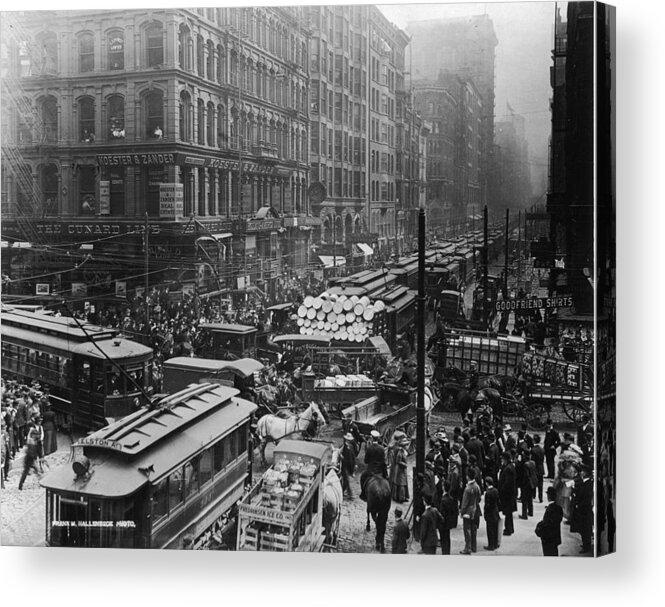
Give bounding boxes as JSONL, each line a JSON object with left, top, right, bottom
{"left": 356, "top": 243, "right": 374, "bottom": 256}
{"left": 318, "top": 256, "right": 346, "bottom": 268}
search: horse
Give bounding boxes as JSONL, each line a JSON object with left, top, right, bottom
{"left": 255, "top": 402, "right": 327, "bottom": 465}
{"left": 322, "top": 448, "right": 344, "bottom": 550}
{"left": 363, "top": 474, "right": 392, "bottom": 553}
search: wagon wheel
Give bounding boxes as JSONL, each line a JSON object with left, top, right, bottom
{"left": 380, "top": 424, "right": 396, "bottom": 448}
{"left": 524, "top": 403, "right": 550, "bottom": 432}
{"left": 403, "top": 422, "right": 417, "bottom": 455}
{"left": 563, "top": 399, "right": 590, "bottom": 424}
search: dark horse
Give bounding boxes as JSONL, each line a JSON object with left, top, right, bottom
{"left": 442, "top": 383, "right": 503, "bottom": 423}
{"left": 364, "top": 475, "right": 391, "bottom": 553}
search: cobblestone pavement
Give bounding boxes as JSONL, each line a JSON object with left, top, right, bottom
{"left": 1, "top": 433, "right": 74, "bottom": 547}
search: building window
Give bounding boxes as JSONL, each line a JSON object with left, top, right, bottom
{"left": 78, "top": 97, "right": 95, "bottom": 142}
{"left": 78, "top": 166, "right": 97, "bottom": 215}
{"left": 145, "top": 91, "right": 164, "bottom": 139}
{"left": 179, "top": 91, "right": 191, "bottom": 141}
{"left": 41, "top": 96, "right": 58, "bottom": 143}
{"left": 79, "top": 33, "right": 94, "bottom": 73}
{"left": 108, "top": 167, "right": 125, "bottom": 216}
{"left": 146, "top": 24, "right": 164, "bottom": 67}
{"left": 40, "top": 164, "right": 59, "bottom": 214}
{"left": 206, "top": 101, "right": 215, "bottom": 146}
{"left": 197, "top": 99, "right": 205, "bottom": 144}
{"left": 178, "top": 25, "right": 191, "bottom": 70}
{"left": 107, "top": 31, "right": 124, "bottom": 70}
{"left": 196, "top": 35, "right": 204, "bottom": 76}
{"left": 36, "top": 32, "right": 58, "bottom": 75}
{"left": 108, "top": 95, "right": 125, "bottom": 140}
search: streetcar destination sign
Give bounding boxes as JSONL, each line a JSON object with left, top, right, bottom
{"left": 77, "top": 437, "right": 124, "bottom": 451}
{"left": 495, "top": 296, "right": 574, "bottom": 312}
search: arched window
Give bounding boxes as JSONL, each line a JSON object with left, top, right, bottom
{"left": 36, "top": 32, "right": 58, "bottom": 75}
{"left": 197, "top": 99, "right": 205, "bottom": 144}
{"left": 178, "top": 25, "right": 191, "bottom": 70}
{"left": 78, "top": 97, "right": 95, "bottom": 141}
{"left": 107, "top": 30, "right": 124, "bottom": 70}
{"left": 217, "top": 104, "right": 226, "bottom": 148}
{"left": 108, "top": 95, "right": 125, "bottom": 140}
{"left": 77, "top": 165, "right": 97, "bottom": 215}
{"left": 79, "top": 32, "right": 94, "bottom": 73}
{"left": 196, "top": 35, "right": 204, "bottom": 76}
{"left": 145, "top": 91, "right": 164, "bottom": 139}
{"left": 206, "top": 39, "right": 214, "bottom": 80}
{"left": 40, "top": 164, "right": 59, "bottom": 213}
{"left": 41, "top": 96, "right": 57, "bottom": 143}
{"left": 206, "top": 101, "right": 215, "bottom": 146}
{"left": 179, "top": 91, "right": 192, "bottom": 141}
{"left": 216, "top": 44, "right": 226, "bottom": 83}
{"left": 146, "top": 23, "right": 164, "bottom": 67}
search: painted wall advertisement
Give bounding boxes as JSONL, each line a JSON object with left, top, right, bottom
{"left": 99, "top": 180, "right": 110, "bottom": 215}
{"left": 159, "top": 183, "right": 184, "bottom": 218}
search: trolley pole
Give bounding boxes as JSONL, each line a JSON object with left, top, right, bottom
{"left": 144, "top": 212, "right": 150, "bottom": 336}
{"left": 414, "top": 206, "right": 426, "bottom": 537}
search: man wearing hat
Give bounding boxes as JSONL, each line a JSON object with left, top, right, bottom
{"left": 340, "top": 433, "right": 357, "bottom": 499}
{"left": 498, "top": 451, "right": 517, "bottom": 536}
{"left": 389, "top": 435, "right": 410, "bottom": 503}
{"left": 535, "top": 486, "right": 563, "bottom": 556}
{"left": 360, "top": 429, "right": 388, "bottom": 501}
{"left": 391, "top": 507, "right": 410, "bottom": 554}
{"left": 483, "top": 476, "right": 501, "bottom": 551}
{"left": 544, "top": 420, "right": 561, "bottom": 479}
{"left": 571, "top": 465, "right": 594, "bottom": 554}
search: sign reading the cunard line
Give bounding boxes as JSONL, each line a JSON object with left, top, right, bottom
{"left": 521, "top": 352, "right": 591, "bottom": 392}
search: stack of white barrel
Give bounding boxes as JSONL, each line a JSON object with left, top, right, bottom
{"left": 295, "top": 293, "right": 385, "bottom": 342}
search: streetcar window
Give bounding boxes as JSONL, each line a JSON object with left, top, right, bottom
{"left": 78, "top": 361, "right": 91, "bottom": 389}
{"left": 184, "top": 458, "right": 199, "bottom": 499}
{"left": 199, "top": 447, "right": 214, "bottom": 487}
{"left": 94, "top": 369, "right": 106, "bottom": 394}
{"left": 127, "top": 367, "right": 144, "bottom": 390}
{"left": 108, "top": 371, "right": 124, "bottom": 395}
{"left": 152, "top": 477, "right": 169, "bottom": 523}
{"left": 213, "top": 438, "right": 225, "bottom": 473}
{"left": 235, "top": 425, "right": 247, "bottom": 456}
{"left": 225, "top": 430, "right": 236, "bottom": 462}
{"left": 168, "top": 467, "right": 184, "bottom": 511}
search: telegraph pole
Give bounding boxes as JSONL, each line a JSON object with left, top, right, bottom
{"left": 413, "top": 205, "right": 426, "bottom": 536}
{"left": 483, "top": 205, "right": 489, "bottom": 329}
{"left": 504, "top": 207, "right": 510, "bottom": 296}
{"left": 144, "top": 212, "right": 150, "bottom": 335}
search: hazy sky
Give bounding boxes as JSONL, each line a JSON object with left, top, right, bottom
{"left": 379, "top": 1, "right": 556, "bottom": 194}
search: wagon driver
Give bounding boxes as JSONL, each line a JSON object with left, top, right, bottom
{"left": 360, "top": 429, "right": 388, "bottom": 501}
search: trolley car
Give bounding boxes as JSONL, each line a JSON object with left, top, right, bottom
{"left": 41, "top": 383, "right": 257, "bottom": 549}
{"left": 1, "top": 307, "right": 153, "bottom": 430}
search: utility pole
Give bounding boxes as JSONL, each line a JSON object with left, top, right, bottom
{"left": 144, "top": 212, "right": 150, "bottom": 336}
{"left": 332, "top": 215, "right": 336, "bottom": 278}
{"left": 414, "top": 205, "right": 426, "bottom": 537}
{"left": 517, "top": 209, "right": 522, "bottom": 288}
{"left": 483, "top": 205, "right": 489, "bottom": 329}
{"left": 504, "top": 207, "right": 510, "bottom": 296}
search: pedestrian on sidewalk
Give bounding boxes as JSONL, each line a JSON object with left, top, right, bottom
{"left": 499, "top": 451, "right": 517, "bottom": 536}
{"left": 391, "top": 507, "right": 410, "bottom": 554}
{"left": 419, "top": 495, "right": 444, "bottom": 555}
{"left": 438, "top": 480, "right": 459, "bottom": 555}
{"left": 520, "top": 451, "right": 537, "bottom": 519}
{"left": 460, "top": 468, "right": 482, "bottom": 554}
{"left": 483, "top": 476, "right": 501, "bottom": 551}
{"left": 1, "top": 418, "right": 10, "bottom": 486}
{"left": 571, "top": 465, "right": 594, "bottom": 554}
{"left": 340, "top": 433, "right": 356, "bottom": 500}
{"left": 531, "top": 434, "right": 545, "bottom": 502}
{"left": 535, "top": 486, "right": 563, "bottom": 556}
{"left": 544, "top": 421, "right": 560, "bottom": 479}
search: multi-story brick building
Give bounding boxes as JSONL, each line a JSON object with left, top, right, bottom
{"left": 1, "top": 7, "right": 314, "bottom": 300}
{"left": 306, "top": 4, "right": 410, "bottom": 264}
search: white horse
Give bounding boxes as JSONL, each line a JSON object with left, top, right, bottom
{"left": 256, "top": 402, "right": 326, "bottom": 465}
{"left": 322, "top": 447, "right": 343, "bottom": 550}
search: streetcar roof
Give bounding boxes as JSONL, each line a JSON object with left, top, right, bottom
{"left": 163, "top": 357, "right": 264, "bottom": 377}
{"left": 199, "top": 323, "right": 258, "bottom": 334}
{"left": 41, "top": 384, "right": 257, "bottom": 498}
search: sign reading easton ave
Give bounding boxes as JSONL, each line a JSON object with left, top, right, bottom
{"left": 76, "top": 436, "right": 124, "bottom": 452}
{"left": 495, "top": 296, "right": 574, "bottom": 312}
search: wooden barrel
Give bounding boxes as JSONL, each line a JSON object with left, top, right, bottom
{"left": 333, "top": 301, "right": 344, "bottom": 315}
{"left": 322, "top": 300, "right": 333, "bottom": 314}
{"left": 298, "top": 305, "right": 307, "bottom": 318}
{"left": 304, "top": 296, "right": 313, "bottom": 307}
{"left": 324, "top": 322, "right": 331, "bottom": 331}
{"left": 327, "top": 312, "right": 337, "bottom": 324}
{"left": 331, "top": 322, "right": 339, "bottom": 332}
{"left": 300, "top": 327, "right": 306, "bottom": 335}
{"left": 363, "top": 308, "right": 375, "bottom": 321}
{"left": 316, "top": 310, "right": 325, "bottom": 320}
{"left": 307, "top": 308, "right": 316, "bottom": 320}
{"left": 297, "top": 317, "right": 305, "bottom": 327}
{"left": 312, "top": 297, "right": 323, "bottom": 310}
{"left": 343, "top": 299, "right": 353, "bottom": 312}
{"left": 360, "top": 296, "right": 371, "bottom": 307}
{"left": 345, "top": 311, "right": 355, "bottom": 324}
{"left": 317, "top": 320, "right": 324, "bottom": 330}
{"left": 353, "top": 303, "right": 364, "bottom": 316}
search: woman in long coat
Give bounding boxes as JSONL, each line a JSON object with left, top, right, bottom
{"left": 41, "top": 405, "right": 58, "bottom": 456}
{"left": 389, "top": 438, "right": 410, "bottom": 503}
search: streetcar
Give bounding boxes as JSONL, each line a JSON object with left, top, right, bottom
{"left": 198, "top": 323, "right": 258, "bottom": 359}
{"left": 1, "top": 306, "right": 153, "bottom": 430}
{"left": 41, "top": 383, "right": 257, "bottom": 549}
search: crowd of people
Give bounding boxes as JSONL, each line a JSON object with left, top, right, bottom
{"left": 335, "top": 412, "right": 595, "bottom": 557}
{"left": 1, "top": 378, "right": 58, "bottom": 490}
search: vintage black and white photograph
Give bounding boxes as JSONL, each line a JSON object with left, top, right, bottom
{"left": 0, "top": 1, "right": 615, "bottom": 558}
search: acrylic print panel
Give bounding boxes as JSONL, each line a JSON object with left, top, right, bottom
{"left": 1, "top": 1, "right": 614, "bottom": 557}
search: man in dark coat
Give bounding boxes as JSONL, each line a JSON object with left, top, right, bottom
{"left": 519, "top": 451, "right": 538, "bottom": 519}
{"left": 536, "top": 486, "right": 563, "bottom": 556}
{"left": 438, "top": 480, "right": 459, "bottom": 555}
{"left": 460, "top": 468, "right": 482, "bottom": 554}
{"left": 483, "top": 476, "right": 501, "bottom": 550}
{"left": 360, "top": 430, "right": 387, "bottom": 500}
{"left": 544, "top": 421, "right": 561, "bottom": 479}
{"left": 465, "top": 428, "right": 485, "bottom": 475}
{"left": 531, "top": 434, "right": 546, "bottom": 502}
{"left": 419, "top": 496, "right": 444, "bottom": 554}
{"left": 391, "top": 507, "right": 410, "bottom": 554}
{"left": 485, "top": 436, "right": 501, "bottom": 486}
{"left": 571, "top": 466, "right": 594, "bottom": 554}
{"left": 498, "top": 451, "right": 517, "bottom": 536}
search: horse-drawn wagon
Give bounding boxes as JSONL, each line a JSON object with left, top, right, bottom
{"left": 236, "top": 440, "right": 335, "bottom": 552}
{"left": 340, "top": 383, "right": 433, "bottom": 454}
{"left": 301, "top": 372, "right": 379, "bottom": 417}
